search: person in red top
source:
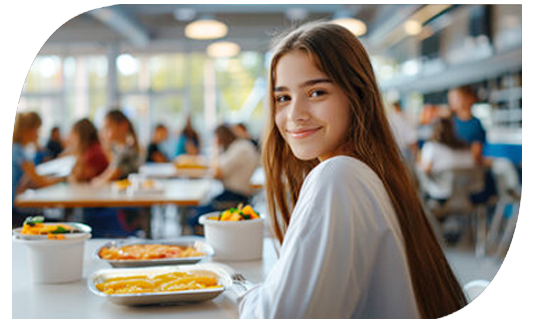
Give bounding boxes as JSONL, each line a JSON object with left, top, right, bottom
{"left": 68, "top": 118, "right": 109, "bottom": 183}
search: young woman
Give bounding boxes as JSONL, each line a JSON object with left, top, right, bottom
{"left": 188, "top": 124, "right": 259, "bottom": 233}
{"left": 238, "top": 22, "right": 466, "bottom": 319}
{"left": 92, "top": 109, "right": 140, "bottom": 185}
{"left": 67, "top": 118, "right": 109, "bottom": 183}
{"left": 12, "top": 112, "right": 61, "bottom": 227}
{"left": 419, "top": 117, "right": 474, "bottom": 174}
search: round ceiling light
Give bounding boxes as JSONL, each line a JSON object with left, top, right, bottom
{"left": 207, "top": 41, "right": 241, "bottom": 58}
{"left": 332, "top": 17, "right": 367, "bottom": 37}
{"left": 404, "top": 20, "right": 423, "bottom": 36}
{"left": 185, "top": 18, "right": 228, "bottom": 40}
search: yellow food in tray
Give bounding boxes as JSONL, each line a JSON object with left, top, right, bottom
{"left": 112, "top": 179, "right": 131, "bottom": 191}
{"left": 209, "top": 204, "right": 260, "bottom": 222}
{"left": 95, "top": 272, "right": 222, "bottom": 295}
{"left": 174, "top": 155, "right": 208, "bottom": 169}
{"left": 99, "top": 244, "right": 205, "bottom": 261}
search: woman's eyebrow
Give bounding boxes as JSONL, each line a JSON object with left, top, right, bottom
{"left": 274, "top": 78, "right": 332, "bottom": 92}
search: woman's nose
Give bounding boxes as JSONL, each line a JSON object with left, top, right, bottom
{"left": 288, "top": 95, "right": 310, "bottom": 122}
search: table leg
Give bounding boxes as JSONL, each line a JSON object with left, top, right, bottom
{"left": 150, "top": 205, "right": 164, "bottom": 239}
{"left": 475, "top": 205, "right": 487, "bottom": 257}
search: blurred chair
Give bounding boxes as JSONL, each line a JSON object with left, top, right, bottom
{"left": 416, "top": 167, "right": 486, "bottom": 256}
{"left": 463, "top": 279, "right": 490, "bottom": 302}
{"left": 486, "top": 158, "right": 521, "bottom": 258}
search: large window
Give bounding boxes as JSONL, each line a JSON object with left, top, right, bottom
{"left": 18, "top": 49, "right": 268, "bottom": 151}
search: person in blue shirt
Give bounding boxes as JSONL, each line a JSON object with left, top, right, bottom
{"left": 448, "top": 86, "right": 486, "bottom": 165}
{"left": 175, "top": 116, "right": 200, "bottom": 157}
{"left": 12, "top": 112, "right": 62, "bottom": 227}
{"left": 448, "top": 85, "right": 496, "bottom": 203}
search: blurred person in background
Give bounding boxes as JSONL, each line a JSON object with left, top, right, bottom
{"left": 176, "top": 115, "right": 200, "bottom": 157}
{"left": 46, "top": 126, "right": 64, "bottom": 160}
{"left": 387, "top": 101, "right": 418, "bottom": 165}
{"left": 92, "top": 109, "right": 140, "bottom": 185}
{"left": 417, "top": 117, "right": 475, "bottom": 200}
{"left": 448, "top": 85, "right": 486, "bottom": 165}
{"left": 448, "top": 85, "right": 497, "bottom": 204}
{"left": 88, "top": 110, "right": 147, "bottom": 236}
{"left": 67, "top": 118, "right": 109, "bottom": 183}
{"left": 232, "top": 122, "right": 259, "bottom": 149}
{"left": 188, "top": 124, "right": 259, "bottom": 233}
{"left": 12, "top": 112, "right": 62, "bottom": 227}
{"left": 146, "top": 124, "right": 169, "bottom": 163}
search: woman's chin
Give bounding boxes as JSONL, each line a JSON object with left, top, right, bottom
{"left": 290, "top": 147, "right": 319, "bottom": 161}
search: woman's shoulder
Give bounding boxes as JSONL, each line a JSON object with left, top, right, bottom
{"left": 422, "top": 141, "right": 442, "bottom": 151}
{"left": 305, "top": 155, "right": 382, "bottom": 190}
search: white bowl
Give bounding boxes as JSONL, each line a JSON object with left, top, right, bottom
{"left": 199, "top": 212, "right": 264, "bottom": 261}
{"left": 13, "top": 232, "right": 91, "bottom": 284}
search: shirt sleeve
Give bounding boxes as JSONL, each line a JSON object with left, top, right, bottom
{"left": 420, "top": 142, "right": 434, "bottom": 166}
{"left": 238, "top": 160, "right": 381, "bottom": 318}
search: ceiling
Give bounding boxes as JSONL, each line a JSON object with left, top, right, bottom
{"left": 41, "top": 4, "right": 424, "bottom": 55}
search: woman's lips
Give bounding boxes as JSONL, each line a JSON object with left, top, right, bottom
{"left": 287, "top": 127, "right": 322, "bottom": 139}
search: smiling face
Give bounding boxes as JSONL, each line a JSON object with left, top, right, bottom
{"left": 273, "top": 50, "right": 351, "bottom": 161}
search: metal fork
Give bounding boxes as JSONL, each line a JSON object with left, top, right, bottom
{"left": 232, "top": 273, "right": 255, "bottom": 293}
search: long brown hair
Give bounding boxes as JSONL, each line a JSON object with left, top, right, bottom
{"left": 262, "top": 22, "right": 467, "bottom": 319}
{"left": 214, "top": 124, "right": 237, "bottom": 151}
{"left": 105, "top": 109, "right": 140, "bottom": 153}
{"left": 13, "top": 112, "right": 42, "bottom": 144}
{"left": 431, "top": 117, "right": 469, "bottom": 150}
{"left": 71, "top": 118, "right": 100, "bottom": 155}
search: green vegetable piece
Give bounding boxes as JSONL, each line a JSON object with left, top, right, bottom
{"left": 24, "top": 216, "right": 45, "bottom": 226}
{"left": 240, "top": 212, "right": 250, "bottom": 220}
{"left": 51, "top": 226, "right": 69, "bottom": 234}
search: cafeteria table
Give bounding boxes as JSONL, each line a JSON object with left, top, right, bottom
{"left": 12, "top": 237, "right": 278, "bottom": 319}
{"left": 14, "top": 179, "right": 221, "bottom": 238}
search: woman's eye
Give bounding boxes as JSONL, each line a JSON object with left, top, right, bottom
{"left": 275, "top": 95, "right": 290, "bottom": 103}
{"left": 309, "top": 90, "right": 327, "bottom": 98}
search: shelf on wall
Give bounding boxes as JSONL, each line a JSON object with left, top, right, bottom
{"left": 380, "top": 48, "right": 522, "bottom": 95}
{"left": 489, "top": 87, "right": 522, "bottom": 103}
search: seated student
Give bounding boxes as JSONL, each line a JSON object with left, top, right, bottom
{"left": 417, "top": 117, "right": 475, "bottom": 200}
{"left": 67, "top": 118, "right": 109, "bottom": 183}
{"left": 189, "top": 124, "right": 259, "bottom": 231}
{"left": 448, "top": 85, "right": 497, "bottom": 203}
{"left": 12, "top": 112, "right": 62, "bottom": 227}
{"left": 92, "top": 109, "right": 141, "bottom": 185}
{"left": 146, "top": 124, "right": 169, "bottom": 163}
{"left": 232, "top": 122, "right": 259, "bottom": 150}
{"left": 88, "top": 109, "right": 146, "bottom": 237}
{"left": 176, "top": 116, "right": 200, "bottom": 156}
{"left": 46, "top": 126, "right": 64, "bottom": 160}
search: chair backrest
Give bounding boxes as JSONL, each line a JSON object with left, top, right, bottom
{"left": 491, "top": 157, "right": 520, "bottom": 197}
{"left": 428, "top": 167, "right": 485, "bottom": 217}
{"left": 432, "top": 167, "right": 485, "bottom": 196}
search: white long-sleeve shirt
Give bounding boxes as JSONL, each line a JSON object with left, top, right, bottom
{"left": 238, "top": 156, "right": 420, "bottom": 318}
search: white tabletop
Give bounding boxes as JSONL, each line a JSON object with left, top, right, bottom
{"left": 15, "top": 179, "right": 218, "bottom": 208}
{"left": 12, "top": 237, "right": 278, "bottom": 319}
